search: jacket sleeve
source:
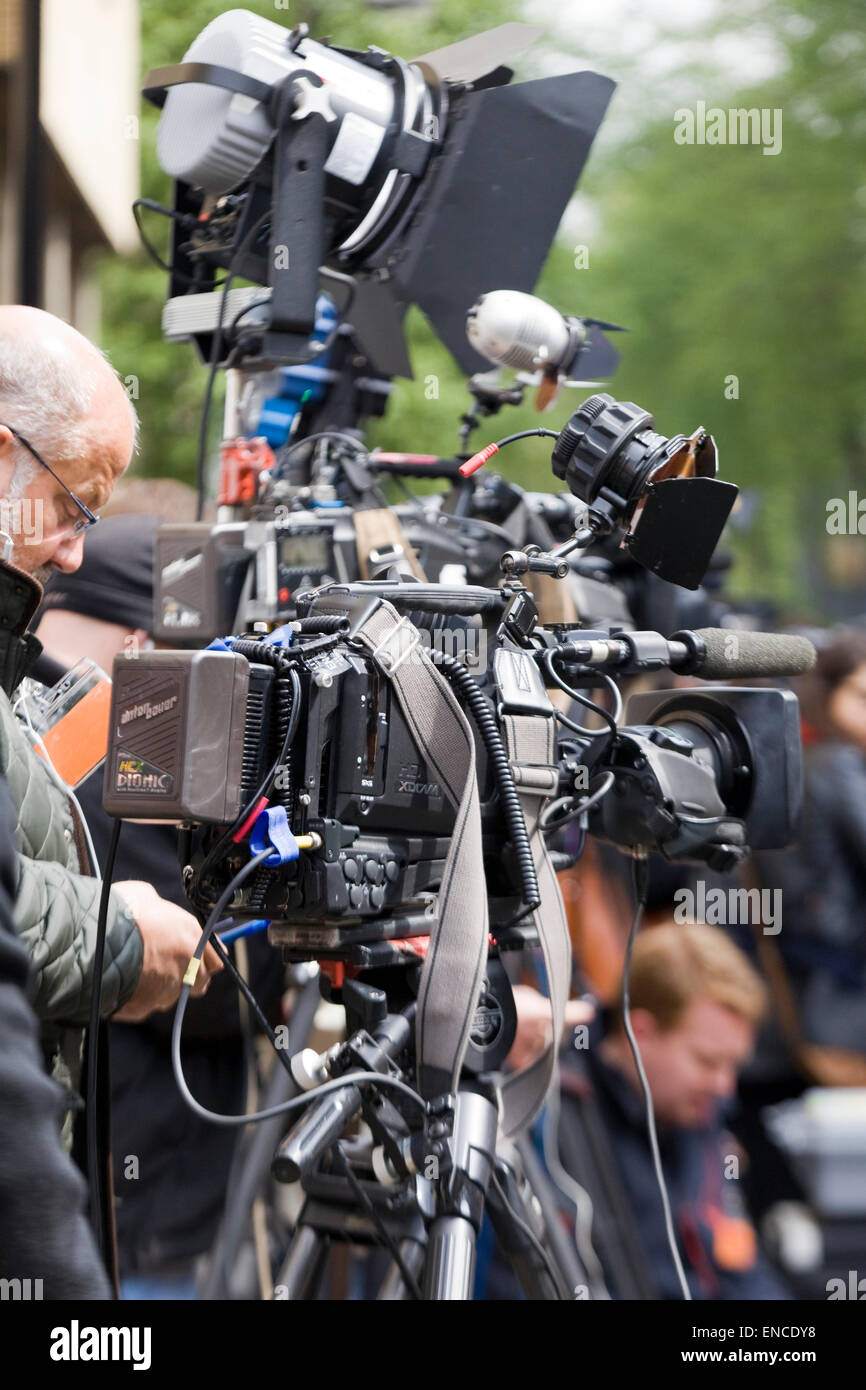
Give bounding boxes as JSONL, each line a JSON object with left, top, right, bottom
{"left": 0, "top": 922, "right": 111, "bottom": 1296}
{"left": 0, "top": 686, "right": 142, "bottom": 1024}
{"left": 0, "top": 781, "right": 110, "bottom": 1298}
{"left": 14, "top": 857, "right": 143, "bottom": 1025}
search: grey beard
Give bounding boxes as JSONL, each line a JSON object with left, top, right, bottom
{"left": 31, "top": 563, "right": 55, "bottom": 586}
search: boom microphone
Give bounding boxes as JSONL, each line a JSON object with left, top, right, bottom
{"left": 672, "top": 628, "right": 817, "bottom": 680}
{"left": 552, "top": 628, "right": 817, "bottom": 681}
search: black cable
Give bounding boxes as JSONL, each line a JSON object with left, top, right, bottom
{"left": 173, "top": 854, "right": 427, "bottom": 1127}
{"left": 271, "top": 430, "right": 371, "bottom": 491}
{"left": 86, "top": 818, "right": 122, "bottom": 1264}
{"left": 247, "top": 668, "right": 297, "bottom": 911}
{"left": 195, "top": 286, "right": 232, "bottom": 523}
{"left": 208, "top": 932, "right": 295, "bottom": 1083}
{"left": 194, "top": 209, "right": 270, "bottom": 521}
{"left": 431, "top": 649, "right": 540, "bottom": 913}
{"left": 132, "top": 199, "right": 231, "bottom": 288}
{"left": 277, "top": 430, "right": 368, "bottom": 465}
{"left": 621, "top": 855, "right": 692, "bottom": 1301}
{"left": 333, "top": 1144, "right": 423, "bottom": 1301}
{"left": 228, "top": 295, "right": 271, "bottom": 335}
{"left": 540, "top": 770, "right": 616, "bottom": 833}
{"left": 490, "top": 428, "right": 560, "bottom": 451}
{"left": 294, "top": 616, "right": 349, "bottom": 635}
{"left": 132, "top": 199, "right": 179, "bottom": 275}
{"left": 542, "top": 650, "right": 620, "bottom": 742}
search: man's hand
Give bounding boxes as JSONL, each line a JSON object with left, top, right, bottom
{"left": 111, "top": 881, "right": 223, "bottom": 1022}
{"left": 507, "top": 984, "right": 596, "bottom": 1073}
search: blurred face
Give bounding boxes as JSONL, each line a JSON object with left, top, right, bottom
{"left": 0, "top": 405, "right": 133, "bottom": 583}
{"left": 827, "top": 660, "right": 866, "bottom": 753}
{"left": 627, "top": 995, "right": 755, "bottom": 1128}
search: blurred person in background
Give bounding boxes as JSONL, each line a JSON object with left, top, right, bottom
{"left": 554, "top": 922, "right": 791, "bottom": 1300}
{"left": 761, "top": 628, "right": 866, "bottom": 1065}
{"left": 37, "top": 512, "right": 286, "bottom": 1299}
{"left": 705, "top": 629, "right": 866, "bottom": 1280}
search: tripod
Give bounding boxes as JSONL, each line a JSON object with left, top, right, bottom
{"left": 268, "top": 974, "right": 585, "bottom": 1301}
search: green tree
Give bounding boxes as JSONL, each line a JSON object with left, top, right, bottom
{"left": 531, "top": 0, "right": 866, "bottom": 609}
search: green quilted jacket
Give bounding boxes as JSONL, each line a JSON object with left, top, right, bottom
{"left": 0, "top": 560, "right": 142, "bottom": 1134}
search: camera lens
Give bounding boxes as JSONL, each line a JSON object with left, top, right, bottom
{"left": 551, "top": 393, "right": 699, "bottom": 515}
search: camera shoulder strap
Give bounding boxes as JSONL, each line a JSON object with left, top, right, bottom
{"left": 497, "top": 707, "right": 572, "bottom": 1137}
{"left": 351, "top": 600, "right": 488, "bottom": 1100}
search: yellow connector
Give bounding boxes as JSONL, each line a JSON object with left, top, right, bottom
{"left": 183, "top": 957, "right": 201, "bottom": 988}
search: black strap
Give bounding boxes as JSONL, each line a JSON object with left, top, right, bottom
{"left": 141, "top": 62, "right": 274, "bottom": 111}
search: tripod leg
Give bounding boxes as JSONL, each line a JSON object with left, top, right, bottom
{"left": 515, "top": 1134, "right": 585, "bottom": 1295}
{"left": 487, "top": 1147, "right": 568, "bottom": 1300}
{"left": 424, "top": 1216, "right": 478, "bottom": 1300}
{"left": 422, "top": 1089, "right": 500, "bottom": 1300}
{"left": 273, "top": 1223, "right": 329, "bottom": 1300}
{"left": 200, "top": 975, "right": 321, "bottom": 1300}
{"left": 377, "top": 1238, "right": 427, "bottom": 1300}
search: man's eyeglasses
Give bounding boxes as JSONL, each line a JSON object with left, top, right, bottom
{"left": 0, "top": 423, "right": 100, "bottom": 537}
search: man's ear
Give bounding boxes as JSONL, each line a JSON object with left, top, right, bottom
{"left": 0, "top": 427, "right": 18, "bottom": 494}
{"left": 628, "top": 1007, "right": 660, "bottom": 1043}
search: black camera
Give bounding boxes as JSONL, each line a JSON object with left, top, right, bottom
{"left": 104, "top": 572, "right": 811, "bottom": 958}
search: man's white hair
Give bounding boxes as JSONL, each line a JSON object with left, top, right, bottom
{"left": 0, "top": 332, "right": 139, "bottom": 491}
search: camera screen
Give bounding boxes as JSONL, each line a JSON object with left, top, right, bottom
{"left": 279, "top": 532, "right": 330, "bottom": 571}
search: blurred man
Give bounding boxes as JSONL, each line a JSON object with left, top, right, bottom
{"left": 0, "top": 306, "right": 220, "bottom": 1141}
{"left": 558, "top": 923, "right": 790, "bottom": 1299}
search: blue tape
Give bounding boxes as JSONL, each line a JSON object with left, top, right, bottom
{"left": 250, "top": 805, "right": 299, "bottom": 866}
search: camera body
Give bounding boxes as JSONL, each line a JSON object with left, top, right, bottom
{"left": 105, "top": 574, "right": 804, "bottom": 959}
{"left": 154, "top": 512, "right": 359, "bottom": 642}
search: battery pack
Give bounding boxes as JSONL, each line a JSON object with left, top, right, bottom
{"left": 102, "top": 649, "right": 251, "bottom": 822}
{"left": 154, "top": 522, "right": 250, "bottom": 643}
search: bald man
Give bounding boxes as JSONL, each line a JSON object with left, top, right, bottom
{"left": 0, "top": 307, "right": 220, "bottom": 1132}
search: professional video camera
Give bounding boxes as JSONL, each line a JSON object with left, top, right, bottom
{"left": 98, "top": 11, "right": 816, "bottom": 1300}
{"left": 103, "top": 411, "right": 814, "bottom": 1298}
{"left": 106, "top": 555, "right": 812, "bottom": 939}
{"left": 150, "top": 304, "right": 725, "bottom": 640}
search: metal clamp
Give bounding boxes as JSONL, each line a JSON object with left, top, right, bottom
{"left": 368, "top": 543, "right": 405, "bottom": 568}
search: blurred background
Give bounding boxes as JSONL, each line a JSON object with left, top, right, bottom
{"left": 0, "top": 0, "right": 863, "bottom": 619}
